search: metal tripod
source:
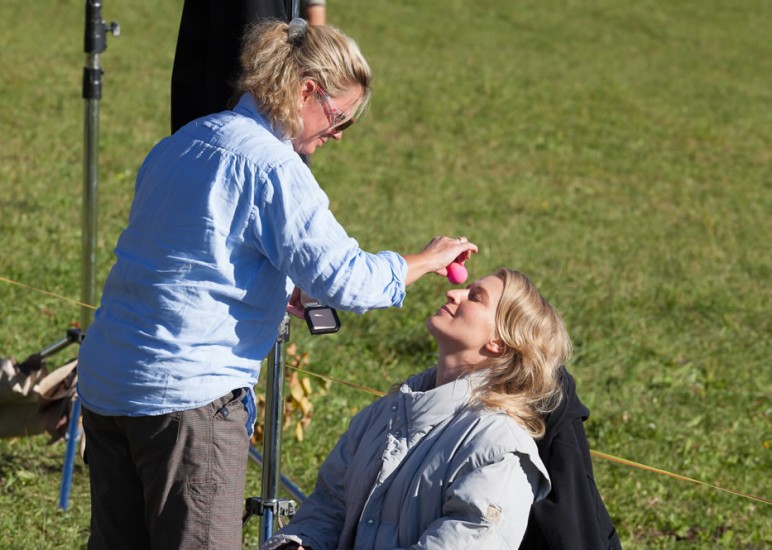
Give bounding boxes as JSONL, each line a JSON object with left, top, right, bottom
{"left": 58, "top": 0, "right": 119, "bottom": 511}
{"left": 242, "top": 314, "right": 302, "bottom": 543}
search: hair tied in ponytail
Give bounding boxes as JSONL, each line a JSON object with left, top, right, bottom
{"left": 288, "top": 18, "right": 308, "bottom": 46}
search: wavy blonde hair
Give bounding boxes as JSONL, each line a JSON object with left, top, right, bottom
{"left": 234, "top": 19, "right": 372, "bottom": 139}
{"left": 473, "top": 269, "right": 572, "bottom": 438}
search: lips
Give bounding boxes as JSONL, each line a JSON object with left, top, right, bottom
{"left": 439, "top": 305, "right": 455, "bottom": 317}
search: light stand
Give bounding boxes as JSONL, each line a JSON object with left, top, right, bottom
{"left": 259, "top": 314, "right": 291, "bottom": 540}
{"left": 58, "top": 0, "right": 119, "bottom": 511}
{"left": 243, "top": 314, "right": 300, "bottom": 542}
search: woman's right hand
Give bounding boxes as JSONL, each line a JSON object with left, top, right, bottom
{"left": 286, "top": 286, "right": 306, "bottom": 319}
{"left": 403, "top": 236, "right": 478, "bottom": 285}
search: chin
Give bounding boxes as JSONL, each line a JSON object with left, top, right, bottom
{"left": 292, "top": 141, "right": 314, "bottom": 155}
{"left": 425, "top": 317, "right": 440, "bottom": 337}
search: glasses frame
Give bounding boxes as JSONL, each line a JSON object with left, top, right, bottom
{"left": 315, "top": 84, "right": 355, "bottom": 133}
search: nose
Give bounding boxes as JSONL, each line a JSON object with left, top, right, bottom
{"left": 445, "top": 288, "right": 469, "bottom": 303}
{"left": 328, "top": 129, "right": 343, "bottom": 140}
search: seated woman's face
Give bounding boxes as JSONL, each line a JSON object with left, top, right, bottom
{"left": 426, "top": 275, "right": 504, "bottom": 354}
{"left": 293, "top": 83, "right": 362, "bottom": 156}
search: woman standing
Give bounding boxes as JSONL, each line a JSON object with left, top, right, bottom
{"left": 78, "top": 19, "right": 476, "bottom": 549}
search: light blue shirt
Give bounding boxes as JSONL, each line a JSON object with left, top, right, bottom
{"left": 77, "top": 94, "right": 407, "bottom": 417}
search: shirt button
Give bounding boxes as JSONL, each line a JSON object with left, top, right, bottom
{"left": 391, "top": 404, "right": 398, "bottom": 411}
{"left": 366, "top": 518, "right": 375, "bottom": 526}
{"left": 394, "top": 430, "right": 401, "bottom": 437}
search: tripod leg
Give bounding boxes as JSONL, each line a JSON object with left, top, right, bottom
{"left": 58, "top": 396, "right": 82, "bottom": 510}
{"left": 258, "top": 314, "right": 290, "bottom": 543}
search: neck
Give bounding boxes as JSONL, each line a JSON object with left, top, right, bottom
{"left": 435, "top": 349, "right": 485, "bottom": 386}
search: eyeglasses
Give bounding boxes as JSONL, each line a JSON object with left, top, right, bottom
{"left": 315, "top": 84, "right": 355, "bottom": 133}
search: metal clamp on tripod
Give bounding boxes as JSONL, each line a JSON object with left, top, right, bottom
{"left": 17, "top": 326, "right": 84, "bottom": 376}
{"left": 243, "top": 497, "right": 297, "bottom": 527}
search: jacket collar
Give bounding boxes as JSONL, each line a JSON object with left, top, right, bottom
{"left": 399, "top": 368, "right": 482, "bottom": 436}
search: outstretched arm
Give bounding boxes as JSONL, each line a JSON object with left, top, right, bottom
{"left": 286, "top": 236, "right": 478, "bottom": 318}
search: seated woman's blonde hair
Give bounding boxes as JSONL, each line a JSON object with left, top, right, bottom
{"left": 473, "top": 268, "right": 572, "bottom": 438}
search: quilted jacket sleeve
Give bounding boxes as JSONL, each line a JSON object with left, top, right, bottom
{"left": 408, "top": 451, "right": 547, "bottom": 550}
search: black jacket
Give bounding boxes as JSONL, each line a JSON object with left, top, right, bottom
{"left": 171, "top": 0, "right": 295, "bottom": 133}
{"left": 520, "top": 368, "right": 622, "bottom": 549}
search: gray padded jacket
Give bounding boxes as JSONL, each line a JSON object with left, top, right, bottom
{"left": 262, "top": 367, "right": 551, "bottom": 550}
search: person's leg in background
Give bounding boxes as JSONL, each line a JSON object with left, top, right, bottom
{"left": 171, "top": 0, "right": 292, "bottom": 133}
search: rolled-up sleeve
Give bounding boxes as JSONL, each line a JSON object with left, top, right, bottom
{"left": 250, "top": 158, "right": 407, "bottom": 314}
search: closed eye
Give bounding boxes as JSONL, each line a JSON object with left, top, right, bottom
{"left": 469, "top": 285, "right": 489, "bottom": 304}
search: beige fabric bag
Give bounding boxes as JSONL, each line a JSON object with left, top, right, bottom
{"left": 0, "top": 357, "right": 78, "bottom": 441}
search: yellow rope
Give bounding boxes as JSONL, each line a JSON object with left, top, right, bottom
{"left": 589, "top": 450, "right": 772, "bottom": 505}
{"left": 2, "top": 274, "right": 769, "bottom": 505}
{"left": 287, "top": 364, "right": 385, "bottom": 397}
{"left": 290, "top": 364, "right": 772, "bottom": 506}
{"left": 0, "top": 275, "right": 97, "bottom": 310}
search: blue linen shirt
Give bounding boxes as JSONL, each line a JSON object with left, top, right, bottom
{"left": 77, "top": 94, "right": 407, "bottom": 417}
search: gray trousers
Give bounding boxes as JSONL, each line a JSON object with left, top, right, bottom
{"left": 82, "top": 389, "right": 250, "bottom": 550}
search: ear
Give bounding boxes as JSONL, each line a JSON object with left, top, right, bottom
{"left": 484, "top": 338, "right": 504, "bottom": 356}
{"left": 300, "top": 79, "right": 315, "bottom": 103}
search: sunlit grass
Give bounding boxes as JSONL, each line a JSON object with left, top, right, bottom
{"left": 1, "top": 0, "right": 770, "bottom": 548}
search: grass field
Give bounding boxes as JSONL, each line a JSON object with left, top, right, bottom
{"left": 1, "top": 0, "right": 770, "bottom": 548}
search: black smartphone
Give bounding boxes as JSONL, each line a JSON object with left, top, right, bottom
{"left": 299, "top": 290, "right": 341, "bottom": 335}
{"left": 304, "top": 306, "right": 341, "bottom": 335}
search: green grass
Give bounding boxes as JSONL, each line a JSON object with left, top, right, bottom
{"left": 1, "top": 0, "right": 770, "bottom": 548}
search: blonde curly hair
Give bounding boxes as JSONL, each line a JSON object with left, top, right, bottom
{"left": 234, "top": 19, "right": 372, "bottom": 139}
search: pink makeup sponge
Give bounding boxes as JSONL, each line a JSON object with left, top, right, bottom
{"left": 446, "top": 262, "right": 468, "bottom": 284}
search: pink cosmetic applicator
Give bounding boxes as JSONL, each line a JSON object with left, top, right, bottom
{"left": 446, "top": 262, "right": 468, "bottom": 284}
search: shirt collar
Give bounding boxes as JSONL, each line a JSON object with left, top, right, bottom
{"left": 233, "top": 93, "right": 292, "bottom": 145}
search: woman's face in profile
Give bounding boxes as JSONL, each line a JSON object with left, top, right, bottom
{"left": 293, "top": 82, "right": 362, "bottom": 155}
{"left": 426, "top": 275, "right": 503, "bottom": 354}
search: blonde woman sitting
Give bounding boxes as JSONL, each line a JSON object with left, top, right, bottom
{"left": 263, "top": 268, "right": 572, "bottom": 550}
